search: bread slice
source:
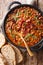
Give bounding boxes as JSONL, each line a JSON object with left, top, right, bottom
{"left": 1, "top": 45, "right": 16, "bottom": 65}
{"left": 10, "top": 44, "right": 23, "bottom": 64}
{"left": 0, "top": 53, "right": 7, "bottom": 65}
{"left": 0, "top": 33, "right": 5, "bottom": 48}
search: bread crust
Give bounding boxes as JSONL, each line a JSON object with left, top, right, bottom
{"left": 10, "top": 44, "right": 23, "bottom": 64}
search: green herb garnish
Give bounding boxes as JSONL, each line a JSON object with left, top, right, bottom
{"left": 18, "top": 42, "right": 21, "bottom": 45}
{"left": 13, "top": 10, "right": 20, "bottom": 21}
{"left": 23, "top": 22, "right": 27, "bottom": 26}
{"left": 24, "top": 33, "right": 33, "bottom": 39}
{"left": 37, "top": 20, "right": 41, "bottom": 25}
{"left": 34, "top": 16, "right": 38, "bottom": 20}
{"left": 25, "top": 38, "right": 30, "bottom": 42}
{"left": 9, "top": 29, "right": 16, "bottom": 38}
{"left": 12, "top": 34, "right": 16, "bottom": 38}
{"left": 24, "top": 33, "right": 37, "bottom": 40}
{"left": 9, "top": 29, "right": 12, "bottom": 33}
{"left": 13, "top": 16, "right": 19, "bottom": 21}
{"left": 32, "top": 35, "right": 37, "bottom": 39}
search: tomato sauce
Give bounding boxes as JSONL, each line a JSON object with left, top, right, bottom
{"left": 5, "top": 7, "right": 43, "bottom": 47}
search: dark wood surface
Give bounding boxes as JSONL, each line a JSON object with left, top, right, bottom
{"left": 17, "top": 48, "right": 43, "bottom": 65}
{"left": 24, "top": 48, "right": 43, "bottom": 65}
{"left": 0, "top": 0, "right": 43, "bottom": 65}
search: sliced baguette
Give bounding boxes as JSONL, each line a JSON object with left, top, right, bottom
{"left": 0, "top": 33, "right": 5, "bottom": 48}
{"left": 1, "top": 45, "right": 16, "bottom": 65}
{"left": 10, "top": 44, "right": 23, "bottom": 64}
{"left": 0, "top": 53, "right": 7, "bottom": 65}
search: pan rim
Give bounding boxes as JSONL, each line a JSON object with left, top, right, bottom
{"left": 3, "top": 4, "right": 43, "bottom": 50}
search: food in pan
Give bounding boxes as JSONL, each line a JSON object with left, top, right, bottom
{"left": 5, "top": 7, "right": 43, "bottom": 47}
{"left": 0, "top": 33, "right": 5, "bottom": 48}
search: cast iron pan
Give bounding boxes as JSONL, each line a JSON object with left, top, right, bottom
{"left": 3, "top": 1, "right": 43, "bottom": 51}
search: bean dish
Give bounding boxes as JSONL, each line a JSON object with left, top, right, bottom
{"left": 5, "top": 7, "right": 43, "bottom": 47}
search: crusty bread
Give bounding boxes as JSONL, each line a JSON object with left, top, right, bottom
{"left": 10, "top": 44, "right": 23, "bottom": 64}
{"left": 0, "top": 33, "right": 5, "bottom": 48}
{"left": 1, "top": 45, "right": 16, "bottom": 65}
{"left": 0, "top": 53, "right": 7, "bottom": 65}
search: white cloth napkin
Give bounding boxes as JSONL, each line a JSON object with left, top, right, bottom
{"left": 0, "top": 0, "right": 35, "bottom": 26}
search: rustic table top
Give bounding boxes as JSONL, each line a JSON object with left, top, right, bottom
{"left": 0, "top": 0, "right": 43, "bottom": 65}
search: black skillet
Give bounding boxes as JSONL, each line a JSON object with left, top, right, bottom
{"left": 3, "top": 1, "right": 43, "bottom": 51}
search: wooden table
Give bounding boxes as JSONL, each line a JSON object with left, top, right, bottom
{"left": 0, "top": 0, "right": 43, "bottom": 65}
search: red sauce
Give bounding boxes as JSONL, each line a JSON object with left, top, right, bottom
{"left": 5, "top": 7, "right": 43, "bottom": 47}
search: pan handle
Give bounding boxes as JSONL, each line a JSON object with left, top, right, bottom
{"left": 8, "top": 1, "right": 21, "bottom": 10}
